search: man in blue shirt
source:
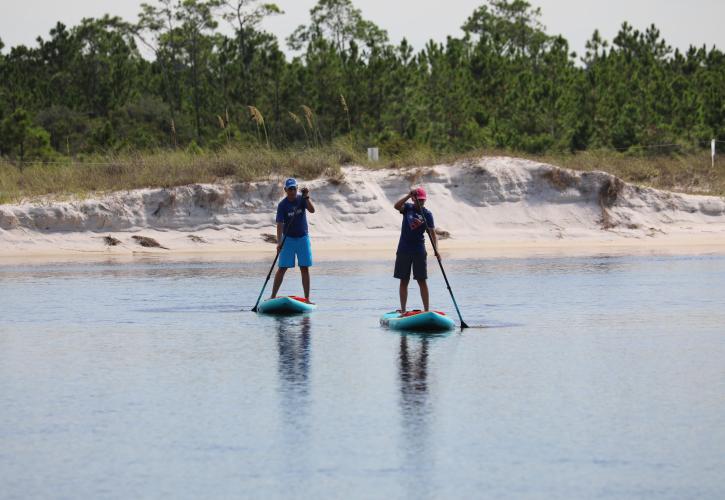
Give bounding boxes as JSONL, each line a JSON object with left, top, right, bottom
{"left": 393, "top": 187, "right": 437, "bottom": 313}
{"left": 271, "top": 178, "right": 316, "bottom": 300}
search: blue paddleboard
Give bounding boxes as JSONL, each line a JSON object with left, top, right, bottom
{"left": 257, "top": 296, "right": 316, "bottom": 315}
{"left": 380, "top": 310, "right": 456, "bottom": 332}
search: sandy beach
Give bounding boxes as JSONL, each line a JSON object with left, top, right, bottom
{"left": 2, "top": 157, "right": 725, "bottom": 261}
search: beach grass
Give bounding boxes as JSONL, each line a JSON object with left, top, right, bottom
{"left": 1, "top": 142, "right": 723, "bottom": 204}
{"left": 0, "top": 139, "right": 364, "bottom": 203}
{"left": 539, "top": 150, "right": 725, "bottom": 197}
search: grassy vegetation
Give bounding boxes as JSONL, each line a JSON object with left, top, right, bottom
{"left": 1, "top": 143, "right": 723, "bottom": 204}
{"left": 0, "top": 139, "right": 358, "bottom": 203}
{"left": 539, "top": 150, "right": 725, "bottom": 196}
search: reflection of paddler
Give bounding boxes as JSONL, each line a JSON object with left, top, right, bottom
{"left": 397, "top": 335, "right": 433, "bottom": 489}
{"left": 276, "top": 316, "right": 311, "bottom": 391}
{"left": 398, "top": 335, "right": 430, "bottom": 411}
{"left": 275, "top": 316, "right": 312, "bottom": 477}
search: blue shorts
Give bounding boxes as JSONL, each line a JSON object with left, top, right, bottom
{"left": 279, "top": 234, "right": 313, "bottom": 268}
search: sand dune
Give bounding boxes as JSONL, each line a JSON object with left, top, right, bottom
{"left": 2, "top": 157, "right": 725, "bottom": 259}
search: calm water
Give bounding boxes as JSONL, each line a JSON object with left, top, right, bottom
{"left": 1, "top": 254, "right": 724, "bottom": 499}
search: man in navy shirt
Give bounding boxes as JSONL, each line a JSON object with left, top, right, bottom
{"left": 393, "top": 187, "right": 437, "bottom": 313}
{"left": 271, "top": 178, "right": 316, "bottom": 300}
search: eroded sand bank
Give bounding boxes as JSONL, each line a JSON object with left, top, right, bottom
{"left": 2, "top": 157, "right": 725, "bottom": 261}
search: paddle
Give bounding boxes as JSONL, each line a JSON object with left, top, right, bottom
{"left": 251, "top": 196, "right": 302, "bottom": 313}
{"left": 412, "top": 193, "right": 470, "bottom": 329}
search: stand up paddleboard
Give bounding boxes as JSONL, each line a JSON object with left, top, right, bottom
{"left": 380, "top": 310, "right": 456, "bottom": 332}
{"left": 257, "top": 296, "right": 316, "bottom": 315}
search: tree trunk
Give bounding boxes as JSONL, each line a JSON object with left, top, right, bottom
{"left": 192, "top": 35, "right": 201, "bottom": 142}
{"left": 19, "top": 140, "right": 25, "bottom": 171}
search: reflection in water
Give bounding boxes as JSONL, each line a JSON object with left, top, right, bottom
{"left": 399, "top": 336, "right": 430, "bottom": 413}
{"left": 276, "top": 316, "right": 311, "bottom": 396}
{"left": 275, "top": 315, "right": 312, "bottom": 450}
{"left": 398, "top": 334, "right": 433, "bottom": 497}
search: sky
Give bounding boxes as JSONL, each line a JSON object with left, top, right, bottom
{"left": 1, "top": 0, "right": 724, "bottom": 57}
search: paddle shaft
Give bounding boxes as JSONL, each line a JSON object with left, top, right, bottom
{"left": 412, "top": 194, "right": 469, "bottom": 329}
{"left": 251, "top": 198, "right": 302, "bottom": 312}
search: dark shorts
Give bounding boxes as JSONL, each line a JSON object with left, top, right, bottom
{"left": 394, "top": 252, "right": 427, "bottom": 281}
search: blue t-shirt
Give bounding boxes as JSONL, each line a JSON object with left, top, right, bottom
{"left": 397, "top": 202, "right": 434, "bottom": 254}
{"left": 276, "top": 195, "right": 308, "bottom": 238}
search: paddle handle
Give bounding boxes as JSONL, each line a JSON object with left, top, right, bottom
{"left": 251, "top": 242, "right": 283, "bottom": 312}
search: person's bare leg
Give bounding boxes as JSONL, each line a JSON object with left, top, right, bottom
{"left": 417, "top": 279, "right": 429, "bottom": 311}
{"left": 271, "top": 267, "right": 287, "bottom": 298}
{"left": 300, "top": 266, "right": 310, "bottom": 299}
{"left": 399, "top": 278, "right": 409, "bottom": 313}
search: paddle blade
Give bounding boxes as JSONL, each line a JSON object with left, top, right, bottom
{"left": 251, "top": 306, "right": 258, "bottom": 313}
{"left": 461, "top": 321, "right": 470, "bottom": 329}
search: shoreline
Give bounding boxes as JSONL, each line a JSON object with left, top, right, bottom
{"left": 2, "top": 234, "right": 725, "bottom": 265}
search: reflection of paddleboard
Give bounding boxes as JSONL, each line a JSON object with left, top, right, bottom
{"left": 380, "top": 310, "right": 456, "bottom": 332}
{"left": 257, "top": 296, "right": 316, "bottom": 315}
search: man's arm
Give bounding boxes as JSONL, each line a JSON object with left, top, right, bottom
{"left": 276, "top": 222, "right": 284, "bottom": 251}
{"left": 394, "top": 191, "right": 414, "bottom": 212}
{"left": 275, "top": 201, "right": 285, "bottom": 251}
{"left": 301, "top": 187, "right": 315, "bottom": 213}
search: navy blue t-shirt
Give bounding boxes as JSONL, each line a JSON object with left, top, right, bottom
{"left": 276, "top": 195, "right": 308, "bottom": 237}
{"left": 397, "top": 202, "right": 434, "bottom": 254}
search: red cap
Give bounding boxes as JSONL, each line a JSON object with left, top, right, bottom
{"left": 413, "top": 187, "right": 427, "bottom": 200}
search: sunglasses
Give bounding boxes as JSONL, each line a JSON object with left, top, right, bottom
{"left": 286, "top": 186, "right": 297, "bottom": 191}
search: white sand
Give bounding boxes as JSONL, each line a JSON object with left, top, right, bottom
{"left": 2, "top": 156, "right": 725, "bottom": 261}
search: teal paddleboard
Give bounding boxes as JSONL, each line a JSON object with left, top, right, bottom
{"left": 380, "top": 310, "right": 456, "bottom": 332}
{"left": 257, "top": 296, "right": 316, "bottom": 315}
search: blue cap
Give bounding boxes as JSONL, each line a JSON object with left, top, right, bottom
{"left": 284, "top": 178, "right": 298, "bottom": 190}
